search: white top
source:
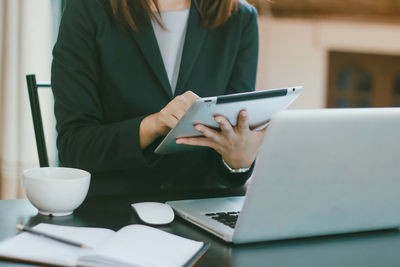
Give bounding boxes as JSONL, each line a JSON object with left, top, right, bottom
{"left": 151, "top": 9, "right": 190, "bottom": 94}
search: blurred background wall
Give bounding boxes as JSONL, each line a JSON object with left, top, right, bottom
{"left": 257, "top": 17, "right": 400, "bottom": 109}
{"left": 254, "top": 0, "right": 400, "bottom": 109}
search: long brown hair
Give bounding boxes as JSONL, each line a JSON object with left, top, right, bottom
{"left": 107, "top": 0, "right": 239, "bottom": 31}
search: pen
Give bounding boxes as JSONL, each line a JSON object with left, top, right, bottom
{"left": 16, "top": 224, "right": 91, "bottom": 249}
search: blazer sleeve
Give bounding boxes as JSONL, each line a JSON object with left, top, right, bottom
{"left": 214, "top": 4, "right": 259, "bottom": 187}
{"left": 52, "top": 0, "right": 155, "bottom": 172}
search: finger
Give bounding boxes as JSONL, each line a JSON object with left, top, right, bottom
{"left": 183, "top": 90, "right": 200, "bottom": 104}
{"left": 177, "top": 91, "right": 199, "bottom": 111}
{"left": 162, "top": 96, "right": 187, "bottom": 122}
{"left": 158, "top": 109, "right": 179, "bottom": 129}
{"left": 195, "top": 124, "right": 221, "bottom": 142}
{"left": 169, "top": 104, "right": 186, "bottom": 121}
{"left": 214, "top": 116, "right": 235, "bottom": 138}
{"left": 173, "top": 95, "right": 192, "bottom": 112}
{"left": 165, "top": 115, "right": 179, "bottom": 129}
{"left": 237, "top": 110, "right": 249, "bottom": 134}
{"left": 176, "top": 136, "right": 217, "bottom": 150}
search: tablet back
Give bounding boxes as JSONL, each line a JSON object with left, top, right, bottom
{"left": 155, "top": 86, "right": 303, "bottom": 154}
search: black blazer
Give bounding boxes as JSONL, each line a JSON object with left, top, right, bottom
{"left": 52, "top": 0, "right": 259, "bottom": 196}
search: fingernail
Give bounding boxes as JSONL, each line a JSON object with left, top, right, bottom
{"left": 241, "top": 111, "right": 248, "bottom": 117}
{"left": 215, "top": 117, "right": 222, "bottom": 123}
{"left": 176, "top": 139, "right": 182, "bottom": 144}
{"left": 195, "top": 125, "right": 202, "bottom": 131}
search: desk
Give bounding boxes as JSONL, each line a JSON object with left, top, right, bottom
{"left": 1, "top": 192, "right": 400, "bottom": 267}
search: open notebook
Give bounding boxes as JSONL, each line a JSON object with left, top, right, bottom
{"left": 0, "top": 223, "right": 208, "bottom": 267}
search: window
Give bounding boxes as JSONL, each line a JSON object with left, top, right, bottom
{"left": 327, "top": 51, "right": 400, "bottom": 108}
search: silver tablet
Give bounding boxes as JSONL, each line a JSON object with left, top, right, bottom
{"left": 154, "top": 86, "right": 304, "bottom": 154}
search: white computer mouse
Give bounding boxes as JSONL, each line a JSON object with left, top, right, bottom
{"left": 131, "top": 202, "right": 175, "bottom": 225}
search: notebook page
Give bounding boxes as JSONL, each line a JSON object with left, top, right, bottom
{"left": 0, "top": 223, "right": 114, "bottom": 267}
{"left": 79, "top": 224, "right": 204, "bottom": 267}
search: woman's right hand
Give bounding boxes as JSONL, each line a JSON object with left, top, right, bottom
{"left": 155, "top": 91, "right": 199, "bottom": 136}
{"left": 139, "top": 91, "right": 199, "bottom": 149}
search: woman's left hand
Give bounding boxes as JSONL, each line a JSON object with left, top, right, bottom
{"left": 176, "top": 110, "right": 267, "bottom": 169}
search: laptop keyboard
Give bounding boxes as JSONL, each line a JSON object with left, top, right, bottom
{"left": 205, "top": 211, "right": 240, "bottom": 229}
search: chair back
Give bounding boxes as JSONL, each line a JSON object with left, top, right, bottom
{"left": 26, "top": 74, "right": 58, "bottom": 167}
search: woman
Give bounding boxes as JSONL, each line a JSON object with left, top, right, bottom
{"left": 51, "top": 0, "right": 266, "bottom": 196}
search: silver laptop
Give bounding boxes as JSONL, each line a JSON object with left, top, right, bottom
{"left": 167, "top": 108, "right": 400, "bottom": 244}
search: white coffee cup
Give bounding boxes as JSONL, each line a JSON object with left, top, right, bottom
{"left": 22, "top": 167, "right": 91, "bottom": 216}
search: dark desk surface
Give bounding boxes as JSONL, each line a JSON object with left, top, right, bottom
{"left": 1, "top": 192, "right": 400, "bottom": 267}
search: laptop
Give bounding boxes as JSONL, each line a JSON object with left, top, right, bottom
{"left": 167, "top": 108, "right": 400, "bottom": 244}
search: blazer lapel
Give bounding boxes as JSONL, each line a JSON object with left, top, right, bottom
{"left": 174, "top": 1, "right": 208, "bottom": 96}
{"left": 131, "top": 21, "right": 173, "bottom": 99}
